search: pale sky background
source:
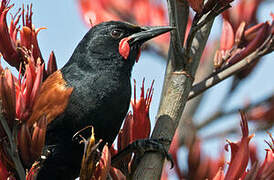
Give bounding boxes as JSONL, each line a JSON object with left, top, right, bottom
{"left": 7, "top": 0, "right": 274, "bottom": 178}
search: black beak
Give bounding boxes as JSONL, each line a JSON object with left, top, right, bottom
{"left": 128, "top": 26, "right": 174, "bottom": 45}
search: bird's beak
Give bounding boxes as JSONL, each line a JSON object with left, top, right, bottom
{"left": 128, "top": 26, "right": 174, "bottom": 45}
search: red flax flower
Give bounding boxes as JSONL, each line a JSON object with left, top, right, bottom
{"left": 217, "top": 0, "right": 272, "bottom": 68}
{"left": 227, "top": 21, "right": 271, "bottom": 65}
{"left": 46, "top": 51, "right": 58, "bottom": 76}
{"left": 214, "top": 15, "right": 272, "bottom": 69}
{"left": 118, "top": 79, "right": 153, "bottom": 149}
{"left": 0, "top": 0, "right": 57, "bottom": 74}
{"left": 77, "top": 0, "right": 167, "bottom": 27}
{"left": 0, "top": 1, "right": 53, "bottom": 176}
{"left": 0, "top": 59, "right": 47, "bottom": 168}
{"left": 115, "top": 79, "right": 153, "bottom": 173}
{"left": 220, "top": 0, "right": 271, "bottom": 83}
{"left": 224, "top": 111, "right": 254, "bottom": 180}
{"left": 214, "top": 19, "right": 234, "bottom": 68}
{"left": 19, "top": 4, "right": 44, "bottom": 63}
{"left": 0, "top": 1, "right": 41, "bottom": 69}
{"left": 166, "top": 131, "right": 226, "bottom": 179}
{"left": 187, "top": 138, "right": 225, "bottom": 180}
{"left": 254, "top": 132, "right": 274, "bottom": 179}
{"left": 79, "top": 127, "right": 125, "bottom": 180}
{"left": 15, "top": 57, "right": 44, "bottom": 122}
{"left": 79, "top": 127, "right": 110, "bottom": 180}
{"left": 77, "top": 0, "right": 169, "bottom": 53}
{"left": 18, "top": 115, "right": 47, "bottom": 167}
{"left": 118, "top": 111, "right": 132, "bottom": 153}
{"left": 0, "top": 69, "right": 17, "bottom": 177}
{"left": 222, "top": 0, "right": 263, "bottom": 31}
{"left": 0, "top": 54, "right": 47, "bottom": 170}
{"left": 0, "top": 0, "right": 20, "bottom": 69}
{"left": 243, "top": 132, "right": 274, "bottom": 179}
{"left": 130, "top": 79, "right": 153, "bottom": 141}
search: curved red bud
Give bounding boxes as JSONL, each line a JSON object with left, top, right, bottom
{"left": 118, "top": 111, "right": 133, "bottom": 151}
{"left": 224, "top": 111, "right": 254, "bottom": 180}
{"left": 47, "top": 51, "right": 57, "bottom": 76}
{"left": 20, "top": 26, "right": 32, "bottom": 50}
{"left": 240, "top": 111, "right": 249, "bottom": 137}
{"left": 16, "top": 91, "right": 25, "bottom": 120}
{"left": 0, "top": 2, "right": 21, "bottom": 69}
{"left": 24, "top": 65, "right": 33, "bottom": 106}
{"left": 220, "top": 20, "right": 234, "bottom": 50}
{"left": 228, "top": 22, "right": 269, "bottom": 65}
{"left": 119, "top": 37, "right": 130, "bottom": 60}
{"left": 117, "top": 111, "right": 133, "bottom": 167}
{"left": 9, "top": 7, "right": 21, "bottom": 42}
{"left": 244, "top": 22, "right": 265, "bottom": 42}
{"left": 31, "top": 115, "right": 47, "bottom": 161}
{"left": 255, "top": 132, "right": 274, "bottom": 178}
{"left": 29, "top": 63, "right": 44, "bottom": 109}
{"left": 256, "top": 149, "right": 274, "bottom": 178}
{"left": 18, "top": 123, "right": 32, "bottom": 166}
{"left": 213, "top": 50, "right": 223, "bottom": 69}
{"left": 0, "top": 69, "right": 16, "bottom": 124}
{"left": 235, "top": 22, "right": 246, "bottom": 46}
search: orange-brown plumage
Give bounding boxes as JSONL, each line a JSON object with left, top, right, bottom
{"left": 27, "top": 70, "right": 73, "bottom": 126}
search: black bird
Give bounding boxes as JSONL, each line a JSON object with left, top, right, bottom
{"left": 27, "top": 21, "right": 172, "bottom": 179}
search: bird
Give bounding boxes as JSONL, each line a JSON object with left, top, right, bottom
{"left": 26, "top": 21, "right": 173, "bottom": 179}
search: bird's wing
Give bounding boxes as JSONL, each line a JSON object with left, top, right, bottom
{"left": 27, "top": 70, "right": 73, "bottom": 126}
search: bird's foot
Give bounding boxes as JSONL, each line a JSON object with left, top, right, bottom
{"left": 131, "top": 138, "right": 173, "bottom": 168}
{"left": 112, "top": 138, "right": 174, "bottom": 174}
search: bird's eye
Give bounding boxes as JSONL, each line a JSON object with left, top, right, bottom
{"left": 111, "top": 29, "right": 123, "bottom": 39}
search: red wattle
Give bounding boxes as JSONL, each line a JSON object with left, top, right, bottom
{"left": 119, "top": 37, "right": 131, "bottom": 60}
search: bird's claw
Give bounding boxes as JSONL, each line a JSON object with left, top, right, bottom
{"left": 131, "top": 138, "right": 174, "bottom": 169}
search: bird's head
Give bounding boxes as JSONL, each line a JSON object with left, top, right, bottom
{"left": 74, "top": 21, "right": 173, "bottom": 72}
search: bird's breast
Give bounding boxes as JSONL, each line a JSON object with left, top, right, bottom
{"left": 53, "top": 69, "right": 132, "bottom": 144}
